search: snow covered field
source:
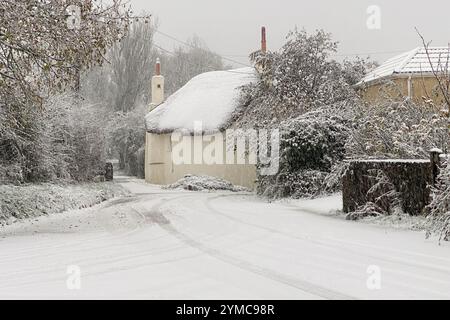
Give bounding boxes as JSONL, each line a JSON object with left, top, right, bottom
{"left": 0, "top": 176, "right": 449, "bottom": 299}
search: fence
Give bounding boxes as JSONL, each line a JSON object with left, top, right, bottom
{"left": 342, "top": 150, "right": 444, "bottom": 215}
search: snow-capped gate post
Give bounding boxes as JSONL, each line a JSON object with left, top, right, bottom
{"left": 430, "top": 148, "right": 443, "bottom": 185}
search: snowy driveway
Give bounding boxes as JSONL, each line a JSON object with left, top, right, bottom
{"left": 1, "top": 177, "right": 450, "bottom": 299}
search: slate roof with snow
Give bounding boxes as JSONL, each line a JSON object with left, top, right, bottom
{"left": 358, "top": 47, "right": 450, "bottom": 85}
{"left": 145, "top": 67, "right": 257, "bottom": 133}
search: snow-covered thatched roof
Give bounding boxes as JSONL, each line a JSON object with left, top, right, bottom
{"left": 357, "top": 47, "right": 450, "bottom": 86}
{"left": 145, "top": 67, "right": 257, "bottom": 133}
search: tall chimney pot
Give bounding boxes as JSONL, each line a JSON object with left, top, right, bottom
{"left": 155, "top": 58, "right": 161, "bottom": 76}
{"left": 261, "top": 26, "right": 267, "bottom": 53}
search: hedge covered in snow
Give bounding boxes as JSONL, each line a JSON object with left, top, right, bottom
{"left": 0, "top": 182, "right": 127, "bottom": 225}
{"left": 257, "top": 108, "right": 351, "bottom": 199}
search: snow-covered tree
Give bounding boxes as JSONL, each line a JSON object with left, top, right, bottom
{"left": 235, "top": 29, "right": 370, "bottom": 198}
{"left": 0, "top": 0, "right": 147, "bottom": 183}
{"left": 161, "top": 36, "right": 227, "bottom": 96}
{"left": 0, "top": 92, "right": 109, "bottom": 184}
{"left": 107, "top": 19, "right": 159, "bottom": 112}
{"left": 106, "top": 104, "right": 147, "bottom": 176}
{"left": 0, "top": 0, "right": 142, "bottom": 108}
{"left": 234, "top": 29, "right": 371, "bottom": 129}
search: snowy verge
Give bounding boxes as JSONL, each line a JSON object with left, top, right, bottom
{"left": 163, "top": 174, "right": 249, "bottom": 192}
{"left": 0, "top": 182, "right": 128, "bottom": 226}
{"left": 286, "top": 193, "right": 428, "bottom": 232}
{"left": 284, "top": 193, "right": 343, "bottom": 216}
{"left": 355, "top": 212, "right": 428, "bottom": 231}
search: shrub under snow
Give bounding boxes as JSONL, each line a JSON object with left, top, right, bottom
{"left": 257, "top": 107, "right": 351, "bottom": 199}
{"left": 426, "top": 160, "right": 450, "bottom": 241}
{"left": 346, "top": 100, "right": 449, "bottom": 159}
{"left": 0, "top": 93, "right": 109, "bottom": 184}
{"left": 0, "top": 182, "right": 127, "bottom": 225}
{"left": 164, "top": 175, "right": 248, "bottom": 192}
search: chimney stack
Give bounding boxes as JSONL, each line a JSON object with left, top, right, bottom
{"left": 155, "top": 57, "right": 161, "bottom": 76}
{"left": 150, "top": 58, "right": 164, "bottom": 111}
{"left": 261, "top": 26, "right": 267, "bottom": 53}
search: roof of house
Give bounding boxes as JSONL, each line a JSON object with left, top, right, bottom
{"left": 145, "top": 67, "right": 257, "bottom": 133}
{"left": 358, "top": 47, "right": 450, "bottom": 85}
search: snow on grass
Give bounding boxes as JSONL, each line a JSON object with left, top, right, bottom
{"left": 163, "top": 174, "right": 249, "bottom": 192}
{"left": 284, "top": 193, "right": 343, "bottom": 216}
{"left": 356, "top": 212, "right": 428, "bottom": 231}
{"left": 0, "top": 182, "right": 128, "bottom": 226}
{"left": 286, "top": 193, "right": 428, "bottom": 232}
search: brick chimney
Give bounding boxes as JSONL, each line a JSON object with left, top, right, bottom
{"left": 155, "top": 57, "right": 161, "bottom": 76}
{"left": 150, "top": 58, "right": 164, "bottom": 111}
{"left": 261, "top": 26, "right": 267, "bottom": 53}
{"left": 252, "top": 26, "right": 268, "bottom": 75}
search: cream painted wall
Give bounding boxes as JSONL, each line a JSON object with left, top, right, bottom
{"left": 360, "top": 76, "right": 448, "bottom": 106}
{"left": 145, "top": 132, "right": 257, "bottom": 189}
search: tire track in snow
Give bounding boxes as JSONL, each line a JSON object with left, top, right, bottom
{"left": 205, "top": 194, "right": 450, "bottom": 293}
{"left": 206, "top": 194, "right": 450, "bottom": 271}
{"left": 142, "top": 195, "right": 355, "bottom": 300}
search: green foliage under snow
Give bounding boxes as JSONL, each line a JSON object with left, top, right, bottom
{"left": 257, "top": 108, "right": 351, "bottom": 199}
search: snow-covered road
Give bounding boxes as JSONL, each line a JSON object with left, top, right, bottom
{"left": 1, "top": 177, "right": 450, "bottom": 299}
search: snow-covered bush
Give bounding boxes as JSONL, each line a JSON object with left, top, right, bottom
{"left": 281, "top": 109, "right": 350, "bottom": 171}
{"left": 257, "top": 108, "right": 351, "bottom": 199}
{"left": 259, "top": 169, "right": 329, "bottom": 199}
{"left": 233, "top": 29, "right": 370, "bottom": 129}
{"left": 347, "top": 100, "right": 449, "bottom": 159}
{"left": 0, "top": 164, "right": 23, "bottom": 185}
{"left": 0, "top": 93, "right": 109, "bottom": 183}
{"left": 66, "top": 101, "right": 108, "bottom": 181}
{"left": 164, "top": 175, "right": 248, "bottom": 192}
{"left": 0, "top": 182, "right": 127, "bottom": 224}
{"left": 426, "top": 160, "right": 450, "bottom": 241}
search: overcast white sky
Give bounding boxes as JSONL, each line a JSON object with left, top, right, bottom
{"left": 130, "top": 0, "right": 450, "bottom": 66}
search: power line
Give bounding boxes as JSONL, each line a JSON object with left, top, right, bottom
{"left": 155, "top": 29, "right": 252, "bottom": 67}
{"left": 221, "top": 50, "right": 405, "bottom": 58}
{"left": 157, "top": 28, "right": 409, "bottom": 61}
{"left": 153, "top": 43, "right": 174, "bottom": 56}
{"left": 153, "top": 42, "right": 255, "bottom": 75}
{"left": 331, "top": 50, "right": 405, "bottom": 57}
